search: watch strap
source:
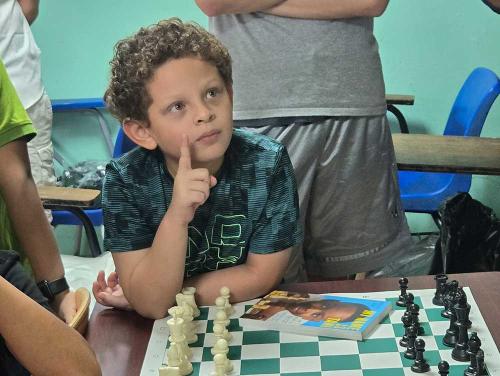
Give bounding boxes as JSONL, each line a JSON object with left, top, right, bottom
{"left": 37, "top": 277, "right": 69, "bottom": 301}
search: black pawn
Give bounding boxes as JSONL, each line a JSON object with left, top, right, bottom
{"left": 433, "top": 274, "right": 448, "bottom": 306}
{"left": 411, "top": 338, "right": 430, "bottom": 373}
{"left": 464, "top": 332, "right": 481, "bottom": 376}
{"left": 399, "top": 313, "right": 411, "bottom": 347}
{"left": 443, "top": 305, "right": 458, "bottom": 347}
{"left": 397, "top": 277, "right": 409, "bottom": 307}
{"left": 405, "top": 292, "right": 415, "bottom": 314}
{"left": 404, "top": 324, "right": 417, "bottom": 360}
{"left": 476, "top": 349, "right": 487, "bottom": 376}
{"left": 410, "top": 303, "right": 425, "bottom": 336}
{"left": 438, "top": 360, "right": 450, "bottom": 376}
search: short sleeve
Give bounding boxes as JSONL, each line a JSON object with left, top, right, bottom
{"left": 248, "top": 147, "right": 303, "bottom": 253}
{"left": 102, "top": 161, "right": 156, "bottom": 252}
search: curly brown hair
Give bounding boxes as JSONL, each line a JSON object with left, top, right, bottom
{"left": 104, "top": 18, "right": 232, "bottom": 124}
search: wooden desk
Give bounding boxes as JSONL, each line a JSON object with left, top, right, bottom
{"left": 38, "top": 186, "right": 102, "bottom": 257}
{"left": 86, "top": 272, "right": 500, "bottom": 376}
{"left": 386, "top": 94, "right": 415, "bottom": 106}
{"left": 393, "top": 133, "right": 500, "bottom": 175}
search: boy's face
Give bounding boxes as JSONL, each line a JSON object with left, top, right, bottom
{"left": 145, "top": 57, "right": 233, "bottom": 174}
{"left": 290, "top": 302, "right": 359, "bottom": 322}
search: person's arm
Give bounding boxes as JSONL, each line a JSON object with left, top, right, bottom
{"left": 483, "top": 0, "right": 500, "bottom": 13}
{"left": 0, "top": 277, "right": 101, "bottom": 376}
{"left": 185, "top": 248, "right": 291, "bottom": 305}
{"left": 264, "top": 0, "right": 389, "bottom": 19}
{"left": 16, "top": 0, "right": 39, "bottom": 24}
{"left": 195, "top": 0, "right": 286, "bottom": 16}
{"left": 0, "top": 139, "right": 76, "bottom": 322}
{"left": 111, "top": 135, "right": 217, "bottom": 319}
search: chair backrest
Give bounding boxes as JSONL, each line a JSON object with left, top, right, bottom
{"left": 112, "top": 128, "right": 137, "bottom": 158}
{"left": 444, "top": 67, "right": 500, "bottom": 137}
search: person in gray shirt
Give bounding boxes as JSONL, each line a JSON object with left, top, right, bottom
{"left": 196, "top": 0, "right": 413, "bottom": 282}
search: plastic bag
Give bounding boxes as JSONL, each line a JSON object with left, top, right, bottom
{"left": 430, "top": 192, "right": 500, "bottom": 274}
{"left": 57, "top": 160, "right": 107, "bottom": 190}
{"left": 368, "top": 235, "right": 437, "bottom": 277}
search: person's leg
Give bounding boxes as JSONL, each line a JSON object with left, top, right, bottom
{"left": 305, "top": 115, "right": 412, "bottom": 278}
{"left": 241, "top": 123, "right": 328, "bottom": 282}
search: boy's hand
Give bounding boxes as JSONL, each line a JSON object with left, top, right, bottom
{"left": 169, "top": 135, "right": 217, "bottom": 225}
{"left": 92, "top": 271, "right": 133, "bottom": 311}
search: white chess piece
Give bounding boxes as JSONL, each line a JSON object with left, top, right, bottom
{"left": 180, "top": 301, "right": 198, "bottom": 344}
{"left": 181, "top": 286, "right": 200, "bottom": 317}
{"left": 219, "top": 286, "right": 234, "bottom": 316}
{"left": 214, "top": 309, "right": 230, "bottom": 329}
{"left": 167, "top": 308, "right": 192, "bottom": 359}
{"left": 210, "top": 353, "right": 228, "bottom": 376}
{"left": 213, "top": 322, "right": 232, "bottom": 342}
{"left": 215, "top": 296, "right": 226, "bottom": 315}
{"left": 211, "top": 338, "right": 233, "bottom": 373}
{"left": 166, "top": 341, "right": 192, "bottom": 376}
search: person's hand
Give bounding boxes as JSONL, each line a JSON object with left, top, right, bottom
{"left": 52, "top": 290, "right": 77, "bottom": 323}
{"left": 92, "top": 270, "right": 132, "bottom": 310}
{"left": 169, "top": 134, "right": 217, "bottom": 225}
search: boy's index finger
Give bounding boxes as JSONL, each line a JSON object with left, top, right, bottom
{"left": 179, "top": 134, "right": 192, "bottom": 171}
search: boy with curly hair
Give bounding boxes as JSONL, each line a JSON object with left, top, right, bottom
{"left": 93, "top": 18, "right": 302, "bottom": 319}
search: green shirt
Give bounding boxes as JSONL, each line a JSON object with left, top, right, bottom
{"left": 0, "top": 59, "right": 36, "bottom": 250}
{"left": 103, "top": 129, "right": 303, "bottom": 278}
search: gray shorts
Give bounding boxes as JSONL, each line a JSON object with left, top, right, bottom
{"left": 241, "top": 115, "right": 412, "bottom": 281}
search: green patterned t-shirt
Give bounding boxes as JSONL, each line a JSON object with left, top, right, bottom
{"left": 103, "top": 129, "right": 303, "bottom": 278}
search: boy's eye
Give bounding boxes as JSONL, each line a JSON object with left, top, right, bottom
{"left": 207, "top": 88, "right": 220, "bottom": 98}
{"left": 169, "top": 102, "right": 185, "bottom": 112}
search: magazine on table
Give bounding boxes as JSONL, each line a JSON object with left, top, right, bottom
{"left": 239, "top": 290, "right": 392, "bottom": 341}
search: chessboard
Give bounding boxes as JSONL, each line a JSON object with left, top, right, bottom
{"left": 141, "top": 288, "right": 500, "bottom": 376}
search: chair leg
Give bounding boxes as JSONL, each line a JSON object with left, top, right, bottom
{"left": 387, "top": 104, "right": 410, "bottom": 134}
{"left": 45, "top": 205, "right": 102, "bottom": 257}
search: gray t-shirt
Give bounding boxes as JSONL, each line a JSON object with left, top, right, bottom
{"left": 210, "top": 13, "right": 387, "bottom": 121}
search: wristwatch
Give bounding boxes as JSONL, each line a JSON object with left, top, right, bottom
{"left": 37, "top": 277, "right": 69, "bottom": 302}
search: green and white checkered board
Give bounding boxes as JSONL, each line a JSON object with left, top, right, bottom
{"left": 141, "top": 288, "right": 500, "bottom": 376}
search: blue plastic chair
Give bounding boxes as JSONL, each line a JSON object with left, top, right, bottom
{"left": 398, "top": 67, "right": 500, "bottom": 226}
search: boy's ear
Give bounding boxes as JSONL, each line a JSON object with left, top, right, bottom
{"left": 122, "top": 119, "right": 158, "bottom": 150}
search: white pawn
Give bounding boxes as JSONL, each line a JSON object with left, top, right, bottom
{"left": 166, "top": 341, "right": 192, "bottom": 376}
{"left": 180, "top": 300, "right": 198, "bottom": 344}
{"left": 210, "top": 353, "right": 228, "bottom": 376}
{"left": 213, "top": 322, "right": 232, "bottom": 342}
{"left": 158, "top": 365, "right": 181, "bottom": 376}
{"left": 211, "top": 338, "right": 233, "bottom": 373}
{"left": 214, "top": 309, "right": 230, "bottom": 329}
{"left": 181, "top": 286, "right": 200, "bottom": 317}
{"left": 219, "top": 286, "right": 234, "bottom": 316}
{"left": 215, "top": 296, "right": 226, "bottom": 315}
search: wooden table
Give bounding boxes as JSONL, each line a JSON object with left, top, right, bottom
{"left": 386, "top": 94, "right": 415, "bottom": 134}
{"left": 393, "top": 133, "right": 500, "bottom": 175}
{"left": 85, "top": 272, "right": 500, "bottom": 376}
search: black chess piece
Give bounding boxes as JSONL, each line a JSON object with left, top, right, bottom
{"left": 464, "top": 332, "right": 481, "bottom": 376}
{"left": 443, "top": 304, "right": 458, "bottom": 347}
{"left": 442, "top": 280, "right": 459, "bottom": 319}
{"left": 438, "top": 360, "right": 450, "bottom": 376}
{"left": 433, "top": 274, "right": 448, "bottom": 306}
{"left": 409, "top": 303, "right": 425, "bottom": 336}
{"left": 399, "top": 312, "right": 411, "bottom": 347}
{"left": 476, "top": 349, "right": 487, "bottom": 376}
{"left": 456, "top": 287, "right": 472, "bottom": 329}
{"left": 452, "top": 294, "right": 471, "bottom": 362}
{"left": 397, "top": 277, "right": 409, "bottom": 307}
{"left": 405, "top": 292, "right": 415, "bottom": 314}
{"left": 404, "top": 324, "right": 417, "bottom": 360}
{"left": 411, "top": 338, "right": 430, "bottom": 373}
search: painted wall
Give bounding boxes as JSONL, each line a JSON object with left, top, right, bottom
{"left": 31, "top": 1, "right": 500, "bottom": 246}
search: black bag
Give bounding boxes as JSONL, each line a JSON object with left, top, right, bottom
{"left": 430, "top": 193, "right": 500, "bottom": 274}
